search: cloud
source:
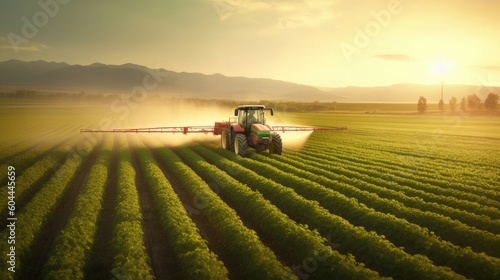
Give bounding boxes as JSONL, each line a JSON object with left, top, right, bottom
{"left": 211, "top": 0, "right": 339, "bottom": 28}
{"left": 0, "top": 37, "right": 48, "bottom": 52}
{"left": 474, "top": 65, "right": 500, "bottom": 72}
{"left": 374, "top": 54, "right": 416, "bottom": 62}
{"left": 277, "top": 6, "right": 340, "bottom": 29}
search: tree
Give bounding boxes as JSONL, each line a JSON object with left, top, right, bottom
{"left": 466, "top": 94, "right": 481, "bottom": 112}
{"left": 460, "top": 97, "right": 467, "bottom": 112}
{"left": 484, "top": 93, "right": 499, "bottom": 112}
{"left": 449, "top": 96, "right": 458, "bottom": 112}
{"left": 438, "top": 98, "right": 445, "bottom": 112}
{"left": 417, "top": 96, "right": 427, "bottom": 113}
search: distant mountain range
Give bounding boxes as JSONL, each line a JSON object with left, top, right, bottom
{"left": 0, "top": 59, "right": 496, "bottom": 102}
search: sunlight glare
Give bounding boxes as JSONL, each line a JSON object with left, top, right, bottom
{"left": 431, "top": 60, "right": 452, "bottom": 78}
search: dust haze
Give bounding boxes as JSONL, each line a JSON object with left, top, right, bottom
{"left": 118, "top": 99, "right": 227, "bottom": 147}
{"left": 113, "top": 98, "right": 313, "bottom": 150}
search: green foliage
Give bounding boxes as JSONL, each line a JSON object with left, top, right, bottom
{"left": 0, "top": 138, "right": 93, "bottom": 278}
{"left": 43, "top": 137, "right": 113, "bottom": 279}
{"left": 190, "top": 145, "right": 463, "bottom": 279}
{"left": 484, "top": 93, "right": 499, "bottom": 112}
{"left": 111, "top": 135, "right": 153, "bottom": 279}
{"left": 132, "top": 136, "right": 229, "bottom": 280}
{"left": 417, "top": 96, "right": 427, "bottom": 113}
{"left": 1, "top": 103, "right": 498, "bottom": 279}
{"left": 177, "top": 146, "right": 383, "bottom": 279}
{"left": 154, "top": 145, "right": 293, "bottom": 279}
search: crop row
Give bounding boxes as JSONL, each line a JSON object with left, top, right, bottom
{"left": 249, "top": 151, "right": 500, "bottom": 258}
{"left": 0, "top": 134, "right": 97, "bottom": 279}
{"left": 0, "top": 136, "right": 72, "bottom": 188}
{"left": 310, "top": 130, "right": 497, "bottom": 177}
{"left": 151, "top": 143, "right": 295, "bottom": 279}
{"left": 43, "top": 136, "right": 113, "bottom": 278}
{"left": 310, "top": 133, "right": 499, "bottom": 192}
{"left": 282, "top": 152, "right": 500, "bottom": 232}
{"left": 294, "top": 147, "right": 500, "bottom": 219}
{"left": 132, "top": 136, "right": 229, "bottom": 280}
{"left": 0, "top": 134, "right": 84, "bottom": 222}
{"left": 110, "top": 135, "right": 153, "bottom": 279}
{"left": 311, "top": 135, "right": 499, "bottom": 192}
{"left": 189, "top": 144, "right": 463, "bottom": 279}
{"left": 206, "top": 145, "right": 500, "bottom": 280}
{"left": 0, "top": 122, "right": 84, "bottom": 165}
{"left": 320, "top": 130, "right": 498, "bottom": 169}
{"left": 308, "top": 137, "right": 498, "bottom": 198}
{"left": 305, "top": 138, "right": 499, "bottom": 200}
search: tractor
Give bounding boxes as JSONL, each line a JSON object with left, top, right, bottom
{"left": 219, "top": 105, "right": 282, "bottom": 156}
{"left": 81, "top": 104, "right": 347, "bottom": 156}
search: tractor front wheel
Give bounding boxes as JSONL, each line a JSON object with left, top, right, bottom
{"left": 221, "top": 130, "right": 233, "bottom": 151}
{"left": 269, "top": 133, "right": 283, "bottom": 155}
{"left": 234, "top": 134, "right": 248, "bottom": 156}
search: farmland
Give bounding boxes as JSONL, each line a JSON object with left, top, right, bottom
{"left": 0, "top": 100, "right": 499, "bottom": 279}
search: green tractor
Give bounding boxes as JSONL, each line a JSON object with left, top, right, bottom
{"left": 218, "top": 105, "right": 282, "bottom": 156}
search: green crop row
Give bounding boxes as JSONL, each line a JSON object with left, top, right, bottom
{"left": 309, "top": 133, "right": 499, "bottom": 196}
{"left": 300, "top": 139, "right": 500, "bottom": 203}
{"left": 152, "top": 145, "right": 294, "bottom": 279}
{"left": 282, "top": 152, "right": 500, "bottom": 233}
{"left": 207, "top": 146, "right": 500, "bottom": 280}
{"left": 43, "top": 136, "right": 113, "bottom": 279}
{"left": 0, "top": 135, "right": 83, "bottom": 222}
{"left": 251, "top": 151, "right": 500, "bottom": 258}
{"left": 0, "top": 121, "right": 84, "bottom": 164}
{"left": 111, "top": 135, "right": 153, "bottom": 279}
{"left": 294, "top": 147, "right": 500, "bottom": 219}
{"left": 190, "top": 144, "right": 462, "bottom": 280}
{"left": 303, "top": 140, "right": 500, "bottom": 207}
{"left": 0, "top": 136, "right": 95, "bottom": 279}
{"left": 132, "top": 136, "right": 229, "bottom": 280}
{"left": 0, "top": 136, "right": 72, "bottom": 189}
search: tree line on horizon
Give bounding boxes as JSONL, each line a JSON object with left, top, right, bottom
{"left": 417, "top": 93, "right": 499, "bottom": 114}
{"left": 0, "top": 90, "right": 338, "bottom": 112}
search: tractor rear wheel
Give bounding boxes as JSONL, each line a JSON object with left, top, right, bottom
{"left": 221, "top": 130, "right": 233, "bottom": 151}
{"left": 269, "top": 133, "right": 283, "bottom": 155}
{"left": 234, "top": 134, "right": 248, "bottom": 156}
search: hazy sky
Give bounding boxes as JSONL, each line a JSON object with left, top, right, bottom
{"left": 1, "top": 0, "right": 499, "bottom": 87}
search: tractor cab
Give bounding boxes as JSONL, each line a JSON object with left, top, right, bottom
{"left": 234, "top": 105, "right": 273, "bottom": 130}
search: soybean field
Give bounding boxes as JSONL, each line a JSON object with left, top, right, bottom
{"left": 0, "top": 102, "right": 499, "bottom": 279}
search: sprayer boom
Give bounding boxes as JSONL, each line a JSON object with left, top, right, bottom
{"left": 80, "top": 124, "right": 346, "bottom": 135}
{"left": 271, "top": 126, "right": 347, "bottom": 132}
{"left": 80, "top": 105, "right": 347, "bottom": 156}
{"left": 80, "top": 126, "right": 216, "bottom": 135}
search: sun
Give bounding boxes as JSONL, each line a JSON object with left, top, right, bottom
{"left": 430, "top": 60, "right": 452, "bottom": 78}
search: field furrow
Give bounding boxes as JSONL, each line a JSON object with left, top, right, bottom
{"left": 279, "top": 152, "right": 500, "bottom": 232}
{"left": 153, "top": 145, "right": 295, "bottom": 279}
{"left": 205, "top": 145, "right": 500, "bottom": 279}
{"left": 42, "top": 136, "right": 113, "bottom": 279}
{"left": 0, "top": 133, "right": 101, "bottom": 279}
{"left": 289, "top": 148, "right": 500, "bottom": 218}
{"left": 133, "top": 135, "right": 229, "bottom": 280}
{"left": 243, "top": 150, "right": 500, "bottom": 257}
{"left": 1, "top": 104, "right": 498, "bottom": 280}
{"left": 190, "top": 144, "right": 464, "bottom": 280}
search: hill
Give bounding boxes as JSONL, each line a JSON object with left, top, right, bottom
{"left": 0, "top": 59, "right": 330, "bottom": 101}
{"left": 1, "top": 60, "right": 497, "bottom": 102}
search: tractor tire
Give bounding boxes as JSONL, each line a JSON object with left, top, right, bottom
{"left": 221, "top": 130, "right": 233, "bottom": 151}
{"left": 269, "top": 133, "right": 283, "bottom": 155}
{"left": 234, "top": 134, "right": 249, "bottom": 156}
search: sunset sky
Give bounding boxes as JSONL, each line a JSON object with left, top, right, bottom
{"left": 1, "top": 0, "right": 499, "bottom": 87}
